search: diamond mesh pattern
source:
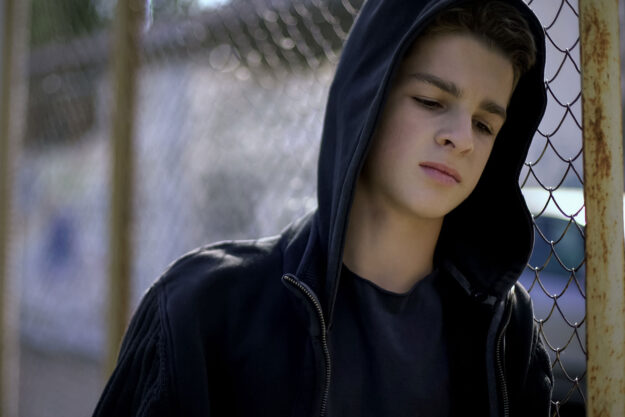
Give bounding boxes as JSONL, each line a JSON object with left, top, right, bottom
{"left": 521, "top": 1, "right": 585, "bottom": 414}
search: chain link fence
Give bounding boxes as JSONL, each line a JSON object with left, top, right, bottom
{"left": 518, "top": 1, "right": 586, "bottom": 415}
{"left": 8, "top": 0, "right": 622, "bottom": 415}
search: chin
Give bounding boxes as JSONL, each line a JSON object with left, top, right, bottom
{"left": 403, "top": 203, "right": 455, "bottom": 221}
{"left": 402, "top": 194, "right": 464, "bottom": 220}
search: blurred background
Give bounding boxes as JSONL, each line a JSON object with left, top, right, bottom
{"left": 0, "top": 0, "right": 623, "bottom": 415}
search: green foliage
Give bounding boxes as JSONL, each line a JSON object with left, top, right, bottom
{"left": 30, "top": 0, "right": 103, "bottom": 46}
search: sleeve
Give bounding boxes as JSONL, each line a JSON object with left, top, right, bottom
{"left": 518, "top": 322, "right": 554, "bottom": 416}
{"left": 507, "top": 283, "right": 554, "bottom": 417}
{"left": 92, "top": 286, "right": 174, "bottom": 417}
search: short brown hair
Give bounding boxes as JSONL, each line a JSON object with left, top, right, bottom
{"left": 422, "top": 0, "right": 537, "bottom": 86}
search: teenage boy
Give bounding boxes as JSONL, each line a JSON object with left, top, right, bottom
{"left": 94, "top": 0, "right": 552, "bottom": 416}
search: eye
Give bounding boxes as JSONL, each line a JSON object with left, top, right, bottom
{"left": 474, "top": 120, "right": 494, "bottom": 136}
{"left": 413, "top": 97, "right": 442, "bottom": 110}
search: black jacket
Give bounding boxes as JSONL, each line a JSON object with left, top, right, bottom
{"left": 93, "top": 0, "right": 552, "bottom": 416}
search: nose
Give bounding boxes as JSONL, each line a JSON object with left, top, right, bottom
{"left": 434, "top": 111, "right": 474, "bottom": 154}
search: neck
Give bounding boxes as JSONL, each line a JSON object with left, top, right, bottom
{"left": 343, "top": 183, "right": 443, "bottom": 294}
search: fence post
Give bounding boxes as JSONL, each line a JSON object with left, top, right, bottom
{"left": 579, "top": 0, "right": 625, "bottom": 415}
{"left": 0, "top": 0, "right": 28, "bottom": 414}
{"left": 106, "top": 0, "right": 144, "bottom": 375}
{"left": 0, "top": 1, "right": 12, "bottom": 414}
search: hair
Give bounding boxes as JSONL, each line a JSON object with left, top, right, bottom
{"left": 422, "top": 0, "right": 537, "bottom": 86}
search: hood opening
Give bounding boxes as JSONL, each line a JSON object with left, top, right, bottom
{"left": 309, "top": 0, "right": 547, "bottom": 324}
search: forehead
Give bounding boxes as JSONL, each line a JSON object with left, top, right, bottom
{"left": 397, "top": 33, "right": 515, "bottom": 102}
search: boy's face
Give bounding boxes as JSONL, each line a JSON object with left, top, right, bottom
{"left": 357, "top": 33, "right": 515, "bottom": 221}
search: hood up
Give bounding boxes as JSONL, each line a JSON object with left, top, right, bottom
{"left": 307, "top": 0, "right": 546, "bottom": 325}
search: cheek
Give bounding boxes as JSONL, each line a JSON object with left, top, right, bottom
{"left": 371, "top": 110, "right": 419, "bottom": 158}
{"left": 364, "top": 99, "right": 429, "bottom": 179}
{"left": 366, "top": 133, "right": 410, "bottom": 181}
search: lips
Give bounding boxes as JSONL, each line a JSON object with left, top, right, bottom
{"left": 419, "top": 162, "right": 462, "bottom": 183}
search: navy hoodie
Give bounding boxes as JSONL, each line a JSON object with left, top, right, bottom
{"left": 93, "top": 0, "right": 552, "bottom": 416}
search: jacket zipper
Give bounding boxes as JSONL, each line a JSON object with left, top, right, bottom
{"left": 495, "top": 298, "right": 513, "bottom": 417}
{"left": 282, "top": 274, "right": 331, "bottom": 417}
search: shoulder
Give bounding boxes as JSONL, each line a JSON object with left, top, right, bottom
{"left": 155, "top": 235, "right": 284, "bottom": 296}
{"left": 96, "top": 228, "right": 311, "bottom": 416}
{"left": 144, "top": 235, "right": 289, "bottom": 328}
{"left": 151, "top": 211, "right": 317, "bottom": 306}
{"left": 506, "top": 282, "right": 553, "bottom": 415}
{"left": 509, "top": 281, "right": 532, "bottom": 311}
{"left": 507, "top": 282, "right": 535, "bottom": 337}
{"left": 504, "top": 282, "right": 544, "bottom": 381}
{"left": 136, "top": 214, "right": 316, "bottom": 354}
{"left": 164, "top": 235, "right": 283, "bottom": 277}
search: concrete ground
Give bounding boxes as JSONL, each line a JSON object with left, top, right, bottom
{"left": 18, "top": 342, "right": 104, "bottom": 417}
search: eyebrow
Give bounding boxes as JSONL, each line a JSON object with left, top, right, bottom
{"left": 410, "top": 72, "right": 507, "bottom": 121}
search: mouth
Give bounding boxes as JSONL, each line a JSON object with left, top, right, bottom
{"left": 419, "top": 162, "right": 462, "bottom": 183}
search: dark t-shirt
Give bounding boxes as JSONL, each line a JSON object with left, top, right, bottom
{"left": 327, "top": 264, "right": 451, "bottom": 416}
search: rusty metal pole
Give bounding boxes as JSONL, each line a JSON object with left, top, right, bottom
{"left": 106, "top": 0, "right": 144, "bottom": 375}
{"left": 0, "top": 0, "right": 28, "bottom": 415}
{"left": 0, "top": 2, "right": 14, "bottom": 414}
{"left": 579, "top": 0, "right": 625, "bottom": 415}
